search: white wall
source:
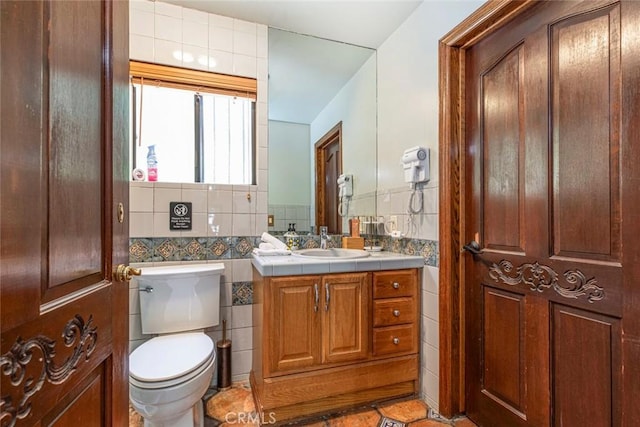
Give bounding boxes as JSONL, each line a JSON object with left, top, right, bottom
{"left": 311, "top": 54, "right": 378, "bottom": 197}
{"left": 375, "top": 0, "right": 484, "bottom": 412}
{"left": 129, "top": 0, "right": 270, "bottom": 385}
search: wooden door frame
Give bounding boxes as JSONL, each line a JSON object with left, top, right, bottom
{"left": 315, "top": 122, "right": 343, "bottom": 233}
{"left": 437, "top": 0, "right": 538, "bottom": 418}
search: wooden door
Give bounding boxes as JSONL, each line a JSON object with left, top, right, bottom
{"left": 322, "top": 273, "right": 369, "bottom": 364}
{"left": 464, "top": 1, "right": 637, "bottom": 426}
{"left": 1, "top": 1, "right": 129, "bottom": 425}
{"left": 315, "top": 123, "right": 342, "bottom": 235}
{"left": 268, "top": 276, "right": 321, "bottom": 374}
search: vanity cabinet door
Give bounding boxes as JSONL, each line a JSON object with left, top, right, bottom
{"left": 322, "top": 273, "right": 370, "bottom": 364}
{"left": 268, "top": 276, "right": 322, "bottom": 373}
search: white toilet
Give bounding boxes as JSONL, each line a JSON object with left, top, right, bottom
{"left": 129, "top": 263, "right": 224, "bottom": 427}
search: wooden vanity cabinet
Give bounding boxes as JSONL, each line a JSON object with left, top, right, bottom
{"left": 267, "top": 273, "right": 369, "bottom": 374}
{"left": 251, "top": 267, "right": 421, "bottom": 424}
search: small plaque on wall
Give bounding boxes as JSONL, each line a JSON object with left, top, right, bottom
{"left": 170, "top": 202, "right": 192, "bottom": 230}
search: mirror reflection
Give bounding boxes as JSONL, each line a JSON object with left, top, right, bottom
{"left": 267, "top": 28, "right": 377, "bottom": 235}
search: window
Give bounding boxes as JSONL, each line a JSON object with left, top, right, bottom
{"left": 130, "top": 61, "right": 257, "bottom": 184}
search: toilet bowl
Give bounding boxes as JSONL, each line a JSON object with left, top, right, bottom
{"left": 129, "top": 264, "right": 224, "bottom": 427}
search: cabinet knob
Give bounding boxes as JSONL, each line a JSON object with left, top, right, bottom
{"left": 393, "top": 309, "right": 400, "bottom": 317}
{"left": 392, "top": 282, "right": 400, "bottom": 289}
{"left": 393, "top": 337, "right": 400, "bottom": 345}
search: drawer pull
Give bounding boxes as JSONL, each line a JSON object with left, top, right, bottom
{"left": 392, "top": 282, "right": 400, "bottom": 289}
{"left": 393, "top": 309, "right": 400, "bottom": 317}
{"left": 393, "top": 337, "right": 400, "bottom": 345}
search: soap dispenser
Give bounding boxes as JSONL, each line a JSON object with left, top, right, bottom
{"left": 284, "top": 223, "right": 299, "bottom": 250}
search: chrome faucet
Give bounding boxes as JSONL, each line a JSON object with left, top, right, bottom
{"left": 320, "top": 226, "right": 330, "bottom": 249}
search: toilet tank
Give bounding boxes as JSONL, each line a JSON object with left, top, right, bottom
{"left": 134, "top": 263, "right": 224, "bottom": 335}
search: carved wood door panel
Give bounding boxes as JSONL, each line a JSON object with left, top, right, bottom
{"left": 464, "top": 1, "right": 637, "bottom": 426}
{"left": 0, "top": 1, "right": 129, "bottom": 425}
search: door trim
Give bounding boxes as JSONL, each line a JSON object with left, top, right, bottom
{"left": 437, "top": 0, "right": 538, "bottom": 418}
{"left": 315, "top": 122, "right": 343, "bottom": 233}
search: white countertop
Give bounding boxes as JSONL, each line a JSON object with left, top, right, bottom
{"left": 252, "top": 250, "right": 425, "bottom": 276}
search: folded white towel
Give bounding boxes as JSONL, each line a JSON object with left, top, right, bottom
{"left": 252, "top": 248, "right": 291, "bottom": 256}
{"left": 259, "top": 242, "right": 276, "bottom": 250}
{"left": 261, "top": 232, "right": 288, "bottom": 250}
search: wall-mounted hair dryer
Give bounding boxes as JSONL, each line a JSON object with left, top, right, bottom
{"left": 337, "top": 174, "right": 353, "bottom": 217}
{"left": 402, "top": 146, "right": 430, "bottom": 185}
{"left": 337, "top": 174, "right": 353, "bottom": 198}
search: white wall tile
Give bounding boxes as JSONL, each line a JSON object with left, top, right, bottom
{"left": 155, "top": 14, "right": 182, "bottom": 42}
{"left": 233, "top": 31, "right": 256, "bottom": 57}
{"left": 221, "top": 282, "right": 233, "bottom": 307}
{"left": 130, "top": 212, "right": 154, "bottom": 238}
{"left": 130, "top": 34, "right": 154, "bottom": 63}
{"left": 153, "top": 187, "right": 181, "bottom": 212}
{"left": 131, "top": 0, "right": 154, "bottom": 13}
{"left": 424, "top": 290, "right": 439, "bottom": 322}
{"left": 208, "top": 49, "right": 233, "bottom": 74}
{"left": 232, "top": 190, "right": 253, "bottom": 214}
{"left": 423, "top": 316, "right": 439, "bottom": 349}
{"left": 257, "top": 169, "right": 268, "bottom": 192}
{"left": 209, "top": 189, "right": 233, "bottom": 213}
{"left": 155, "top": 1, "right": 182, "bottom": 18}
{"left": 423, "top": 266, "right": 438, "bottom": 295}
{"left": 209, "top": 13, "right": 233, "bottom": 30}
{"left": 255, "top": 214, "right": 268, "bottom": 235}
{"left": 232, "top": 259, "right": 253, "bottom": 282}
{"left": 257, "top": 123, "right": 268, "bottom": 149}
{"left": 231, "top": 327, "right": 253, "bottom": 351}
{"left": 209, "top": 27, "right": 233, "bottom": 52}
{"left": 130, "top": 8, "right": 154, "bottom": 37}
{"left": 211, "top": 213, "right": 232, "bottom": 236}
{"left": 233, "top": 19, "right": 256, "bottom": 35}
{"left": 232, "top": 214, "right": 251, "bottom": 236}
{"left": 182, "top": 7, "right": 208, "bottom": 25}
{"left": 181, "top": 213, "right": 208, "bottom": 238}
{"left": 182, "top": 188, "right": 207, "bottom": 213}
{"left": 233, "top": 54, "right": 256, "bottom": 78}
{"left": 130, "top": 185, "right": 154, "bottom": 212}
{"left": 152, "top": 212, "right": 173, "bottom": 237}
{"left": 231, "top": 349, "right": 252, "bottom": 376}
{"left": 256, "top": 33, "right": 268, "bottom": 58}
{"left": 154, "top": 39, "right": 182, "bottom": 67}
{"left": 424, "top": 343, "right": 439, "bottom": 375}
{"left": 232, "top": 305, "right": 252, "bottom": 328}
{"left": 183, "top": 22, "right": 208, "bottom": 48}
{"left": 256, "top": 192, "right": 268, "bottom": 214}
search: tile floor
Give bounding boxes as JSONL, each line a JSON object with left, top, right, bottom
{"left": 129, "top": 382, "right": 477, "bottom": 426}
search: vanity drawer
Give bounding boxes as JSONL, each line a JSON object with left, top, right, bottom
{"left": 373, "top": 270, "right": 416, "bottom": 299}
{"left": 373, "top": 298, "right": 416, "bottom": 326}
{"left": 373, "top": 324, "right": 417, "bottom": 356}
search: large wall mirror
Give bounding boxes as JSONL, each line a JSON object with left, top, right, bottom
{"left": 267, "top": 28, "right": 377, "bottom": 235}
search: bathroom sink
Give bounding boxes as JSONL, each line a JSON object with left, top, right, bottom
{"left": 292, "top": 248, "right": 370, "bottom": 259}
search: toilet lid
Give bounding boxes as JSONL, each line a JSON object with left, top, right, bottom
{"left": 130, "top": 332, "right": 214, "bottom": 382}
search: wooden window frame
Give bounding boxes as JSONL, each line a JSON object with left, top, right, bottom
{"left": 129, "top": 60, "right": 257, "bottom": 100}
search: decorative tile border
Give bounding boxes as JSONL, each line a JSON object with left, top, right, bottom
{"left": 129, "top": 236, "right": 439, "bottom": 266}
{"left": 232, "top": 282, "right": 253, "bottom": 305}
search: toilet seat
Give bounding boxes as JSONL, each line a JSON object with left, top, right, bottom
{"left": 130, "top": 332, "right": 214, "bottom": 389}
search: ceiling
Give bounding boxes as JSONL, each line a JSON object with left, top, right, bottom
{"left": 164, "top": 0, "right": 424, "bottom": 124}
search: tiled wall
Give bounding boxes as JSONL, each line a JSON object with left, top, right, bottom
{"left": 267, "top": 204, "right": 312, "bottom": 233}
{"left": 128, "top": 0, "right": 476, "bottom": 410}
{"left": 376, "top": 183, "right": 440, "bottom": 409}
{"left": 129, "top": 0, "right": 268, "bottom": 385}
